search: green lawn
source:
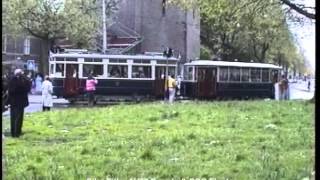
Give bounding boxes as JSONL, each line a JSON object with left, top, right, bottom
{"left": 3, "top": 101, "right": 315, "bottom": 180}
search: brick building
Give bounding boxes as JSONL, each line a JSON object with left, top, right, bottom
{"left": 114, "top": 0, "right": 200, "bottom": 62}
{"left": 2, "top": 33, "right": 42, "bottom": 75}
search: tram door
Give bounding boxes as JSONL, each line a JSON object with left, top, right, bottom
{"left": 63, "top": 64, "right": 79, "bottom": 97}
{"left": 154, "top": 66, "right": 166, "bottom": 97}
{"left": 196, "top": 67, "right": 217, "bottom": 98}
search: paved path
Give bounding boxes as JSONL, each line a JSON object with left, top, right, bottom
{"left": 2, "top": 80, "right": 315, "bottom": 116}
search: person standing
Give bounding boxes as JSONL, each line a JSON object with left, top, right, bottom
{"left": 7, "top": 69, "right": 31, "bottom": 137}
{"left": 86, "top": 73, "right": 98, "bottom": 106}
{"left": 42, "top": 75, "right": 53, "bottom": 111}
{"left": 35, "top": 73, "right": 43, "bottom": 94}
{"left": 308, "top": 80, "right": 311, "bottom": 91}
{"left": 165, "top": 74, "right": 177, "bottom": 103}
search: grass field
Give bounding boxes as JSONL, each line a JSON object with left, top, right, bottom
{"left": 2, "top": 100, "right": 315, "bottom": 180}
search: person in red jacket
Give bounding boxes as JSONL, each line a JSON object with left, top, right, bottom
{"left": 86, "top": 73, "right": 98, "bottom": 106}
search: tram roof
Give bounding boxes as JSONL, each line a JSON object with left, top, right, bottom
{"left": 50, "top": 53, "right": 179, "bottom": 61}
{"left": 184, "top": 60, "right": 282, "bottom": 69}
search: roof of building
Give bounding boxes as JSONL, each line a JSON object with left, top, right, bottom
{"left": 184, "top": 60, "right": 282, "bottom": 69}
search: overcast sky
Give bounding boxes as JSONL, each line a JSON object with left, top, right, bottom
{"left": 287, "top": 0, "right": 315, "bottom": 72}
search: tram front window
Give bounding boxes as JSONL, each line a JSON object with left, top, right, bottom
{"left": 184, "top": 66, "right": 193, "bottom": 80}
{"left": 108, "top": 65, "right": 128, "bottom": 78}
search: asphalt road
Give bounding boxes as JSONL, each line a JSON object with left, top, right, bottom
{"left": 2, "top": 79, "right": 315, "bottom": 116}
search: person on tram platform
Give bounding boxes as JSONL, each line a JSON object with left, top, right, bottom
{"left": 86, "top": 73, "right": 98, "bottom": 106}
{"left": 164, "top": 74, "right": 177, "bottom": 103}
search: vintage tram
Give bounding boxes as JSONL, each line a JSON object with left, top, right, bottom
{"left": 180, "top": 60, "right": 282, "bottom": 99}
{"left": 49, "top": 52, "right": 179, "bottom": 102}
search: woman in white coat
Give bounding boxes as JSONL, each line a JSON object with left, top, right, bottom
{"left": 42, "top": 75, "right": 53, "bottom": 111}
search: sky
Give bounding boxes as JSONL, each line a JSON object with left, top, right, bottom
{"left": 287, "top": 0, "right": 315, "bottom": 72}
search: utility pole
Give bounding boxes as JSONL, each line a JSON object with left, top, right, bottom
{"left": 102, "top": 0, "right": 107, "bottom": 53}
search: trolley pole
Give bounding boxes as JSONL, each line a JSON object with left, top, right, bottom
{"left": 102, "top": 0, "right": 107, "bottom": 53}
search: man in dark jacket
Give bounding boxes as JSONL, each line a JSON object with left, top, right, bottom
{"left": 7, "top": 69, "right": 31, "bottom": 137}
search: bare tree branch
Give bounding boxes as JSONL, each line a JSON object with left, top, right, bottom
{"left": 280, "top": 0, "right": 315, "bottom": 19}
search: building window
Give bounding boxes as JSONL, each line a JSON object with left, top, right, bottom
{"left": 83, "top": 64, "right": 104, "bottom": 78}
{"left": 229, "top": 67, "right": 240, "bottom": 82}
{"left": 108, "top": 65, "right": 128, "bottom": 78}
{"left": 241, "top": 68, "right": 250, "bottom": 82}
{"left": 262, "top": 69, "right": 270, "bottom": 82}
{"left": 132, "top": 66, "right": 151, "bottom": 78}
{"left": 251, "top": 68, "right": 261, "bottom": 82}
{"left": 219, "top": 67, "right": 228, "bottom": 81}
{"left": 24, "top": 37, "right": 30, "bottom": 55}
{"left": 162, "top": 0, "right": 166, "bottom": 16}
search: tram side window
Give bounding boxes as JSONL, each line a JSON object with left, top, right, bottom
{"left": 55, "top": 64, "right": 65, "bottom": 77}
{"left": 168, "top": 66, "right": 176, "bottom": 77}
{"left": 229, "top": 67, "right": 240, "bottom": 82}
{"left": 251, "top": 68, "right": 261, "bottom": 82}
{"left": 261, "top": 69, "right": 270, "bottom": 82}
{"left": 108, "top": 65, "right": 128, "bottom": 78}
{"left": 184, "top": 66, "right": 193, "bottom": 80}
{"left": 219, "top": 67, "right": 228, "bottom": 81}
{"left": 271, "top": 70, "right": 279, "bottom": 83}
{"left": 83, "top": 64, "right": 103, "bottom": 77}
{"left": 132, "top": 66, "right": 151, "bottom": 78}
{"left": 241, "top": 68, "right": 250, "bottom": 82}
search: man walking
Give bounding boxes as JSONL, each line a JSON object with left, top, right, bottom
{"left": 7, "top": 69, "right": 31, "bottom": 137}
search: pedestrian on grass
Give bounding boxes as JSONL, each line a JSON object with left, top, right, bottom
{"left": 86, "top": 73, "right": 98, "bottom": 106}
{"left": 7, "top": 69, "right": 31, "bottom": 137}
{"left": 42, "top": 75, "right": 53, "bottom": 111}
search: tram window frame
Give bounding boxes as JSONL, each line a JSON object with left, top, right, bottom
{"left": 83, "top": 64, "right": 104, "bottom": 78}
{"left": 261, "top": 68, "right": 270, "bottom": 82}
{"left": 251, "top": 68, "right": 261, "bottom": 82}
{"left": 55, "top": 63, "right": 65, "bottom": 77}
{"left": 109, "top": 59, "right": 127, "bottom": 63}
{"left": 56, "top": 57, "right": 64, "bottom": 61}
{"left": 241, "top": 68, "right": 250, "bottom": 82}
{"left": 133, "top": 59, "right": 151, "bottom": 64}
{"left": 132, "top": 65, "right": 152, "bottom": 79}
{"left": 49, "top": 64, "right": 54, "bottom": 75}
{"left": 84, "top": 58, "right": 102, "bottom": 62}
{"left": 157, "top": 60, "right": 176, "bottom": 65}
{"left": 108, "top": 65, "right": 128, "bottom": 78}
{"left": 65, "top": 57, "right": 77, "bottom": 61}
{"left": 229, "top": 67, "right": 241, "bottom": 82}
{"left": 184, "top": 66, "right": 193, "bottom": 81}
{"left": 219, "top": 67, "right": 229, "bottom": 82}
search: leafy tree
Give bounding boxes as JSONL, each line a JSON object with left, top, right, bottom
{"left": 3, "top": 0, "right": 119, "bottom": 74}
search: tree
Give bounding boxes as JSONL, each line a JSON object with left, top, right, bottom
{"left": 3, "top": 0, "right": 119, "bottom": 74}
